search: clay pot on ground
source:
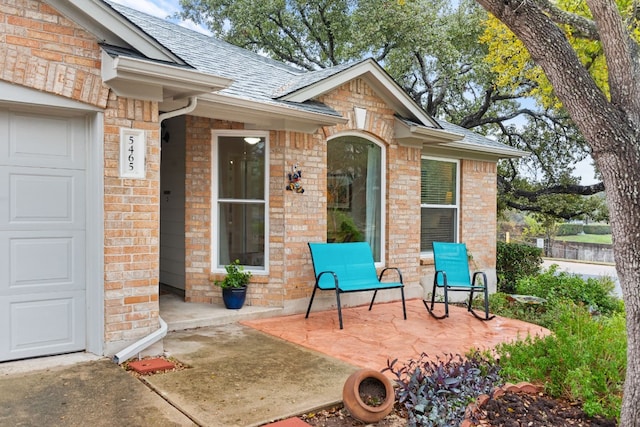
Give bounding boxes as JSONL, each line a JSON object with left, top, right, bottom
{"left": 342, "top": 368, "right": 395, "bottom": 423}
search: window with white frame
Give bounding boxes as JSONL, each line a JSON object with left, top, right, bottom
{"left": 327, "top": 135, "right": 384, "bottom": 262}
{"left": 421, "top": 157, "right": 459, "bottom": 253}
{"left": 213, "top": 133, "right": 267, "bottom": 270}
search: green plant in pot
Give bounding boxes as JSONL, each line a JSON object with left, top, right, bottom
{"left": 215, "top": 259, "right": 252, "bottom": 309}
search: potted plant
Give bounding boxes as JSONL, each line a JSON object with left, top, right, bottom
{"left": 215, "top": 259, "right": 252, "bottom": 309}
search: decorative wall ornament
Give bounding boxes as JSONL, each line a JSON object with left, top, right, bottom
{"left": 354, "top": 106, "right": 367, "bottom": 130}
{"left": 286, "top": 164, "right": 304, "bottom": 193}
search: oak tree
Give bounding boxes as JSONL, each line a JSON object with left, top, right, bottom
{"left": 475, "top": 0, "right": 640, "bottom": 424}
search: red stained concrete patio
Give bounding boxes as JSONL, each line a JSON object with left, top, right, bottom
{"left": 243, "top": 298, "right": 550, "bottom": 374}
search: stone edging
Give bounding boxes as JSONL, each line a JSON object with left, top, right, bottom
{"left": 461, "top": 382, "right": 542, "bottom": 427}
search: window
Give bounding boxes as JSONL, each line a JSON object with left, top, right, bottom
{"left": 421, "top": 157, "right": 458, "bottom": 253}
{"left": 213, "top": 133, "right": 267, "bottom": 271}
{"left": 327, "top": 135, "right": 384, "bottom": 262}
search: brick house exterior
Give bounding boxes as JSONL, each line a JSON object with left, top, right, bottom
{"left": 0, "top": 0, "right": 524, "bottom": 361}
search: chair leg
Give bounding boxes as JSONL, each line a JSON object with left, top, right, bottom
{"left": 305, "top": 285, "right": 319, "bottom": 319}
{"left": 445, "top": 286, "right": 452, "bottom": 317}
{"left": 424, "top": 282, "right": 447, "bottom": 319}
{"left": 335, "top": 288, "right": 344, "bottom": 329}
{"left": 368, "top": 290, "right": 378, "bottom": 311}
{"left": 400, "top": 287, "right": 407, "bottom": 320}
{"left": 468, "top": 286, "right": 496, "bottom": 321}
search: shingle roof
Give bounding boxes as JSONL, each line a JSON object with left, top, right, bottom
{"left": 105, "top": 1, "right": 342, "bottom": 117}
{"left": 434, "top": 118, "right": 522, "bottom": 152}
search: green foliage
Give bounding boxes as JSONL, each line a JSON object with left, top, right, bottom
{"left": 557, "top": 223, "right": 584, "bottom": 236}
{"left": 384, "top": 352, "right": 501, "bottom": 427}
{"left": 214, "top": 259, "right": 252, "bottom": 289}
{"left": 496, "top": 242, "right": 543, "bottom": 293}
{"left": 583, "top": 224, "right": 611, "bottom": 235}
{"left": 494, "top": 304, "right": 626, "bottom": 420}
{"left": 516, "top": 265, "right": 623, "bottom": 316}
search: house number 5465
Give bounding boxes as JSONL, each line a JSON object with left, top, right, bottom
{"left": 119, "top": 128, "right": 145, "bottom": 179}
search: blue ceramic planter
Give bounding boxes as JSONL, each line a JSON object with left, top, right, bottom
{"left": 222, "top": 286, "right": 247, "bottom": 309}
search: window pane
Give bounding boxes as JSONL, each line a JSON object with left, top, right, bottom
{"left": 218, "top": 136, "right": 265, "bottom": 200}
{"left": 420, "top": 207, "right": 457, "bottom": 252}
{"left": 421, "top": 159, "right": 456, "bottom": 205}
{"left": 327, "top": 137, "right": 382, "bottom": 261}
{"left": 218, "top": 202, "right": 265, "bottom": 268}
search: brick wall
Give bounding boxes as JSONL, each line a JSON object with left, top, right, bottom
{"left": 0, "top": 1, "right": 109, "bottom": 108}
{"left": 1, "top": 2, "right": 162, "bottom": 351}
{"left": 103, "top": 95, "right": 160, "bottom": 346}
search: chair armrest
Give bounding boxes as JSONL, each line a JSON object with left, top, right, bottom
{"left": 316, "top": 270, "right": 339, "bottom": 289}
{"left": 434, "top": 270, "right": 447, "bottom": 287}
{"left": 379, "top": 267, "right": 403, "bottom": 283}
{"left": 472, "top": 271, "right": 487, "bottom": 286}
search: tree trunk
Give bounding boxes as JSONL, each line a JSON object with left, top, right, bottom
{"left": 475, "top": 1, "right": 640, "bottom": 424}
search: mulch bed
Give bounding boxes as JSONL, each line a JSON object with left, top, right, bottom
{"left": 298, "top": 391, "right": 618, "bottom": 427}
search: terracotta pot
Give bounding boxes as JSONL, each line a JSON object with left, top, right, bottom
{"left": 342, "top": 369, "right": 395, "bottom": 423}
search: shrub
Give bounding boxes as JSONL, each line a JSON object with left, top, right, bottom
{"left": 494, "top": 303, "right": 626, "bottom": 420}
{"left": 583, "top": 224, "right": 611, "bottom": 235}
{"left": 516, "top": 265, "right": 623, "bottom": 316}
{"left": 384, "top": 352, "right": 501, "bottom": 427}
{"left": 557, "top": 223, "right": 584, "bottom": 236}
{"left": 496, "top": 241, "right": 543, "bottom": 294}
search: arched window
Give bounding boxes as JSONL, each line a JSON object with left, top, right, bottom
{"left": 327, "top": 135, "right": 384, "bottom": 262}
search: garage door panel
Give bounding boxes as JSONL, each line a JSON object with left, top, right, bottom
{"left": 0, "top": 167, "right": 85, "bottom": 229}
{"left": 0, "top": 106, "right": 88, "bottom": 362}
{"left": 0, "top": 110, "right": 85, "bottom": 169}
{"left": 0, "top": 231, "right": 85, "bottom": 294}
{"left": 0, "top": 291, "right": 86, "bottom": 360}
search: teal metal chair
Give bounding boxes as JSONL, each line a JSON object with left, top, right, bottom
{"left": 423, "top": 242, "right": 494, "bottom": 321}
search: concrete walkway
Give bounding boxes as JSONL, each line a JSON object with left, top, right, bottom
{"left": 0, "top": 299, "right": 549, "bottom": 427}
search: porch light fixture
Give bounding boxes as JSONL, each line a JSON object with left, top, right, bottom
{"left": 244, "top": 137, "right": 261, "bottom": 145}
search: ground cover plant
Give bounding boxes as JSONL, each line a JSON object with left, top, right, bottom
{"left": 383, "top": 352, "right": 501, "bottom": 427}
{"left": 487, "top": 266, "right": 626, "bottom": 421}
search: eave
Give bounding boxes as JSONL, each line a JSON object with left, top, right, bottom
{"left": 101, "top": 52, "right": 232, "bottom": 102}
{"left": 179, "top": 93, "right": 348, "bottom": 133}
{"left": 394, "top": 117, "right": 463, "bottom": 148}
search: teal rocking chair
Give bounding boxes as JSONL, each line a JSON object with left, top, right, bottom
{"left": 423, "top": 242, "right": 494, "bottom": 321}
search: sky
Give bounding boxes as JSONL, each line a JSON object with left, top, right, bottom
{"left": 111, "top": 0, "right": 598, "bottom": 185}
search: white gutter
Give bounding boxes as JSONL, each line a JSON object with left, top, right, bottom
{"left": 159, "top": 96, "right": 198, "bottom": 122}
{"left": 113, "top": 316, "right": 168, "bottom": 364}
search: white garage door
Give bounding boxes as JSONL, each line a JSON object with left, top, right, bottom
{"left": 0, "top": 108, "right": 87, "bottom": 361}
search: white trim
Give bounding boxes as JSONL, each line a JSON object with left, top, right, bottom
{"left": 280, "top": 59, "right": 439, "bottom": 128}
{"left": 196, "top": 93, "right": 347, "bottom": 133}
{"left": 101, "top": 52, "right": 232, "bottom": 102}
{"left": 420, "top": 156, "right": 460, "bottom": 256}
{"left": 326, "top": 131, "right": 387, "bottom": 267}
{"left": 86, "top": 112, "right": 104, "bottom": 356}
{"left": 47, "top": 0, "right": 183, "bottom": 63}
{"left": 211, "top": 130, "right": 270, "bottom": 275}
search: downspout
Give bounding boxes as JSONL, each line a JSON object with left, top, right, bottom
{"left": 113, "top": 317, "right": 167, "bottom": 364}
{"left": 113, "top": 97, "right": 198, "bottom": 365}
{"left": 158, "top": 96, "right": 198, "bottom": 122}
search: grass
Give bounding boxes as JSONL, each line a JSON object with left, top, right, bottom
{"left": 555, "top": 234, "right": 612, "bottom": 244}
